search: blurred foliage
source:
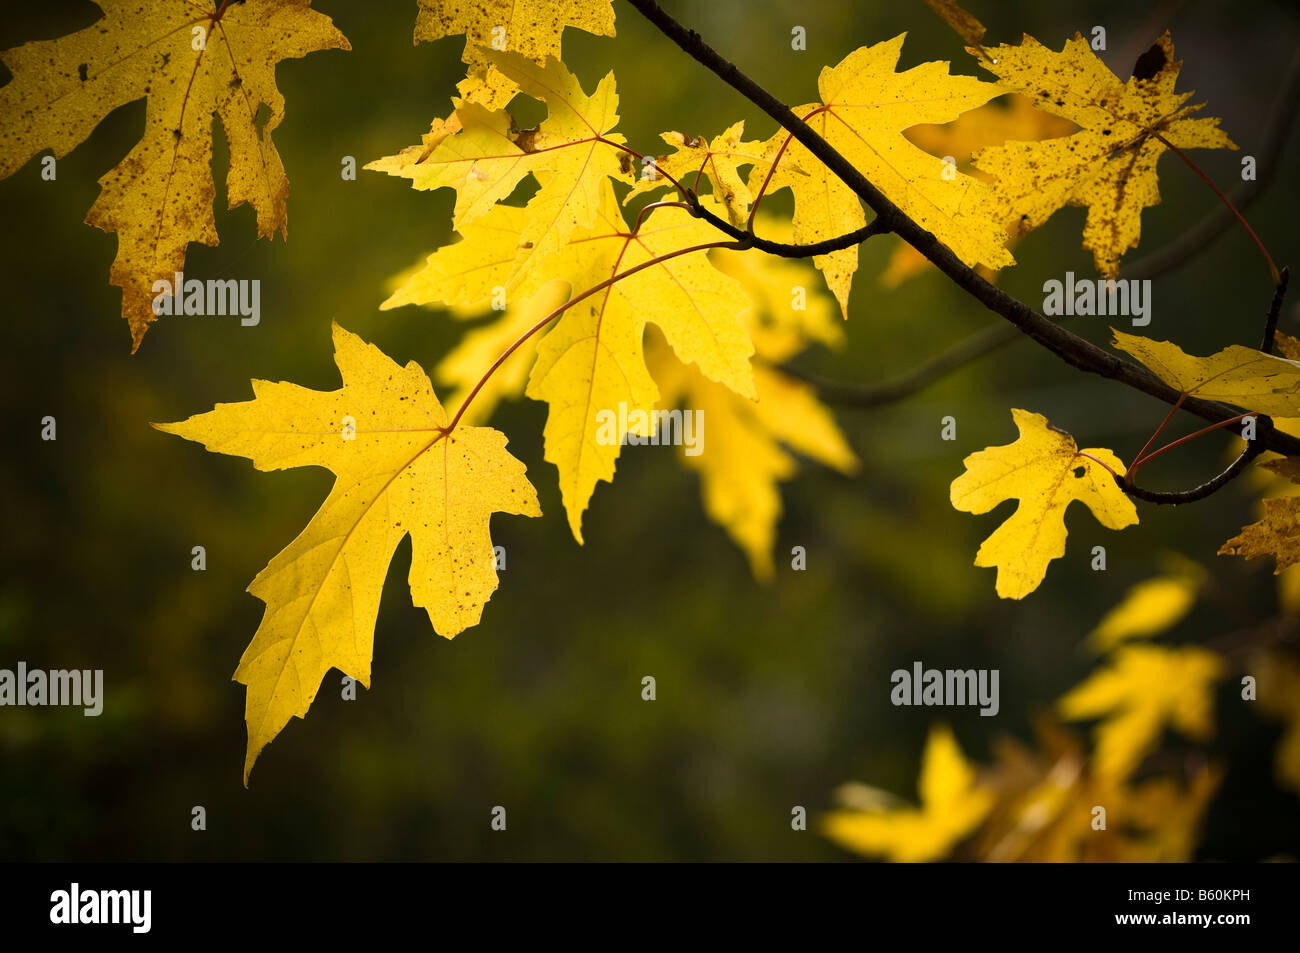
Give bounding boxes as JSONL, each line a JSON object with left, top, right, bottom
{"left": 1, "top": 0, "right": 1298, "bottom": 861}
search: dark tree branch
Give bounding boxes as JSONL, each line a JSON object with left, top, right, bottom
{"left": 685, "top": 196, "right": 889, "bottom": 256}
{"left": 626, "top": 0, "right": 1300, "bottom": 460}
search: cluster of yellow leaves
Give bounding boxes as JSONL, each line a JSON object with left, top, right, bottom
{"left": 156, "top": 324, "right": 541, "bottom": 782}
{"left": 135, "top": 0, "right": 1257, "bottom": 780}
{"left": 372, "top": 47, "right": 860, "bottom": 558}
{"left": 825, "top": 714, "right": 1222, "bottom": 863}
{"left": 972, "top": 720, "right": 1222, "bottom": 863}
{"left": 0, "top": 0, "right": 349, "bottom": 349}
{"left": 386, "top": 185, "right": 856, "bottom": 573}
{"left": 827, "top": 584, "right": 1227, "bottom": 862}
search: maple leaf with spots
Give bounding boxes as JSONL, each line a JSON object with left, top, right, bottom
{"left": 972, "top": 32, "right": 1236, "bottom": 277}
{"left": 156, "top": 324, "right": 541, "bottom": 781}
{"left": 0, "top": 0, "right": 349, "bottom": 349}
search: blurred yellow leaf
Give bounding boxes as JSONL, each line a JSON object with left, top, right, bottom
{"left": 823, "top": 724, "right": 993, "bottom": 862}
{"left": 923, "top": 0, "right": 986, "bottom": 48}
{"left": 1087, "top": 563, "right": 1204, "bottom": 651}
{"left": 1059, "top": 645, "right": 1222, "bottom": 781}
{"left": 653, "top": 360, "right": 857, "bottom": 580}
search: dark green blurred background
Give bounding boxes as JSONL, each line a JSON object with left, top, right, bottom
{"left": 1, "top": 0, "right": 1298, "bottom": 861}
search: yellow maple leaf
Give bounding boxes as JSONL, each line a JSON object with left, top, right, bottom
{"left": 752, "top": 34, "right": 1014, "bottom": 316}
{"left": 1220, "top": 496, "right": 1300, "bottom": 573}
{"left": 1059, "top": 644, "right": 1222, "bottom": 781}
{"left": 0, "top": 0, "right": 349, "bottom": 350}
{"left": 368, "top": 52, "right": 629, "bottom": 286}
{"left": 625, "top": 121, "right": 765, "bottom": 225}
{"left": 413, "top": 0, "right": 615, "bottom": 110}
{"left": 950, "top": 409, "right": 1138, "bottom": 599}
{"left": 369, "top": 102, "right": 533, "bottom": 229}
{"left": 1087, "top": 559, "right": 1205, "bottom": 651}
{"left": 155, "top": 324, "right": 541, "bottom": 782}
{"left": 823, "top": 724, "right": 993, "bottom": 862}
{"left": 525, "top": 187, "right": 756, "bottom": 540}
{"left": 1113, "top": 329, "right": 1300, "bottom": 416}
{"left": 973, "top": 33, "right": 1236, "bottom": 277}
{"left": 1224, "top": 455, "right": 1300, "bottom": 580}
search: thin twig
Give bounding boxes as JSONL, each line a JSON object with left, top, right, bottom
{"left": 1261, "top": 267, "right": 1292, "bottom": 354}
{"left": 688, "top": 195, "right": 887, "bottom": 256}
{"left": 1118, "top": 416, "right": 1271, "bottom": 505}
{"left": 1118, "top": 270, "right": 1291, "bottom": 502}
{"left": 1153, "top": 132, "right": 1280, "bottom": 285}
